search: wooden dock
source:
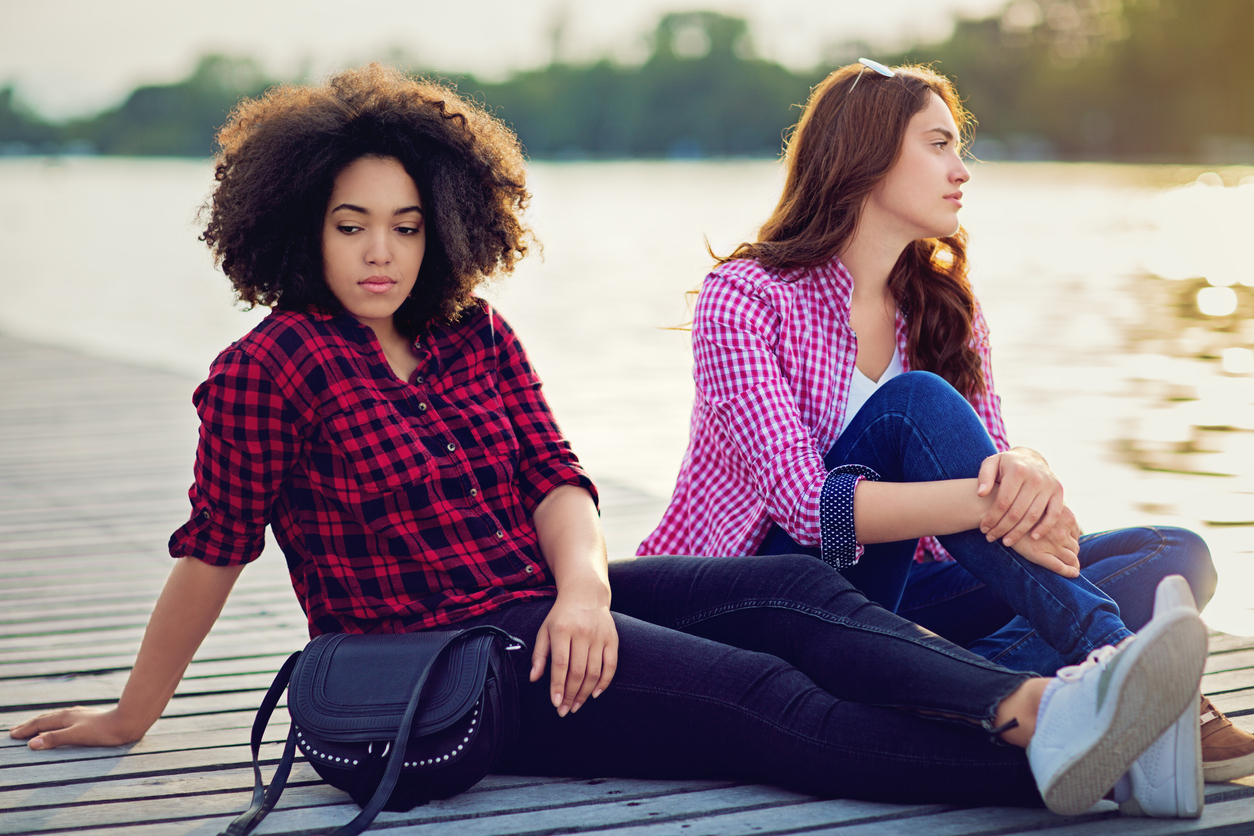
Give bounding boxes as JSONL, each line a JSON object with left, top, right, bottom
{"left": 2, "top": 332, "right": 1253, "bottom": 835}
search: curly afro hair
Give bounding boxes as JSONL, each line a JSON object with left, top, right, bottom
{"left": 202, "top": 63, "right": 531, "bottom": 336}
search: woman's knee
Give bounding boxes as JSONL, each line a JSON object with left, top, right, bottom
{"left": 1155, "top": 527, "right": 1217, "bottom": 611}
{"left": 877, "top": 371, "right": 963, "bottom": 408}
{"left": 1084, "top": 525, "right": 1217, "bottom": 612}
{"left": 870, "top": 372, "right": 985, "bottom": 435}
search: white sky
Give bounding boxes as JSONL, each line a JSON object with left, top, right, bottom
{"left": 1, "top": 0, "right": 1010, "bottom": 120}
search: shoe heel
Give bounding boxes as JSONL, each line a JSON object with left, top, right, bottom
{"left": 1121, "top": 613, "right": 1207, "bottom": 752}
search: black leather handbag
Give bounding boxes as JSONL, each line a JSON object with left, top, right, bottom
{"left": 220, "top": 626, "right": 526, "bottom": 836}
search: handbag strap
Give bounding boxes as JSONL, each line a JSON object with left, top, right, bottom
{"left": 329, "top": 626, "right": 518, "bottom": 836}
{"left": 219, "top": 650, "right": 302, "bottom": 836}
{"left": 220, "top": 626, "right": 521, "bottom": 836}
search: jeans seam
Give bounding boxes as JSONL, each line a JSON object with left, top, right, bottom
{"left": 669, "top": 598, "right": 1017, "bottom": 679}
{"left": 605, "top": 679, "right": 1018, "bottom": 760}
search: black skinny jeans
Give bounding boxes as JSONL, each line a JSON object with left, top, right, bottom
{"left": 459, "top": 554, "right": 1043, "bottom": 807}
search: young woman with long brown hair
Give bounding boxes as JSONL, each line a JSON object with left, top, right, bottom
{"left": 641, "top": 60, "right": 1252, "bottom": 805}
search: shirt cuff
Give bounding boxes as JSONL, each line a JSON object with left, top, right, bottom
{"left": 819, "top": 464, "right": 881, "bottom": 570}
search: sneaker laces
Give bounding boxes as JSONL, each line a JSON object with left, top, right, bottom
{"left": 1056, "top": 644, "right": 1119, "bottom": 683}
{"left": 1200, "top": 695, "right": 1228, "bottom": 725}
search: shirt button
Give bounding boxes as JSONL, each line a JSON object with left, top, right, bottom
{"left": 469, "top": 488, "right": 477, "bottom": 497}
{"left": 495, "top": 530, "right": 504, "bottom": 539}
{"left": 200, "top": 509, "right": 210, "bottom": 520}
{"left": 524, "top": 565, "right": 534, "bottom": 574}
{"left": 446, "top": 442, "right": 456, "bottom": 452}
{"left": 418, "top": 402, "right": 427, "bottom": 411}
{"left": 414, "top": 375, "right": 423, "bottom": 383}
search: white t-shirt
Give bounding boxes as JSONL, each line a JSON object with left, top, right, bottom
{"left": 837, "top": 344, "right": 904, "bottom": 436}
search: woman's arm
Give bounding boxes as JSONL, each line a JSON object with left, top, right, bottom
{"left": 965, "top": 302, "right": 1074, "bottom": 547}
{"left": 9, "top": 558, "right": 243, "bottom": 749}
{"left": 854, "top": 478, "right": 1080, "bottom": 577}
{"left": 529, "top": 484, "right": 618, "bottom": 717}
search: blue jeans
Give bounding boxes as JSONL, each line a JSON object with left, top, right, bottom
{"left": 759, "top": 371, "right": 1138, "bottom": 668}
{"left": 900, "top": 525, "right": 1215, "bottom": 675}
{"left": 458, "top": 553, "right": 1041, "bottom": 806}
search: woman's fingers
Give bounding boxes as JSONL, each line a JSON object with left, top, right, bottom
{"left": 529, "top": 626, "right": 551, "bottom": 685}
{"left": 976, "top": 454, "right": 1000, "bottom": 498}
{"left": 546, "top": 632, "right": 570, "bottom": 711}
{"left": 557, "top": 635, "right": 589, "bottom": 717}
{"left": 10, "top": 709, "right": 76, "bottom": 742}
{"left": 983, "top": 472, "right": 1027, "bottom": 540}
{"left": 1027, "top": 546, "right": 1079, "bottom": 578}
{"left": 10, "top": 708, "right": 133, "bottom": 749}
{"left": 1001, "top": 490, "right": 1051, "bottom": 547}
{"left": 571, "top": 619, "right": 619, "bottom": 713}
{"left": 592, "top": 640, "right": 618, "bottom": 701}
{"left": 566, "top": 642, "right": 599, "bottom": 715}
{"left": 1028, "top": 495, "right": 1065, "bottom": 542}
{"left": 1010, "top": 528, "right": 1080, "bottom": 578}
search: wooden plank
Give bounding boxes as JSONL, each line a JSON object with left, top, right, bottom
{"left": 0, "top": 765, "right": 544, "bottom": 811}
{"left": 2, "top": 775, "right": 745, "bottom": 833}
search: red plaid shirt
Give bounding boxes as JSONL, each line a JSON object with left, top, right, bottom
{"left": 169, "top": 302, "right": 595, "bottom": 636}
{"left": 639, "top": 257, "right": 1009, "bottom": 562}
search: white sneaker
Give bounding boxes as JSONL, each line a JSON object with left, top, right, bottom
{"left": 1027, "top": 576, "right": 1207, "bottom": 816}
{"left": 1119, "top": 576, "right": 1205, "bottom": 819}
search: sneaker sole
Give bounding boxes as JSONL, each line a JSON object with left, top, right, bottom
{"left": 1204, "top": 748, "right": 1254, "bottom": 783}
{"left": 1041, "top": 609, "right": 1207, "bottom": 816}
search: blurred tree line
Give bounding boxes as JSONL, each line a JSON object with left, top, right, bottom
{"left": 1, "top": 0, "right": 1251, "bottom": 162}
{"left": 893, "top": 0, "right": 1254, "bottom": 161}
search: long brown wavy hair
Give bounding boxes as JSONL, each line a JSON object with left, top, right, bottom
{"left": 203, "top": 64, "right": 531, "bottom": 337}
{"left": 721, "top": 63, "right": 984, "bottom": 398}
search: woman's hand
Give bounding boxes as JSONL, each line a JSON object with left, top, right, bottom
{"left": 10, "top": 558, "right": 243, "bottom": 753}
{"left": 530, "top": 579, "right": 618, "bottom": 717}
{"left": 9, "top": 707, "right": 143, "bottom": 750}
{"left": 529, "top": 485, "right": 618, "bottom": 716}
{"left": 977, "top": 447, "right": 1070, "bottom": 547}
{"left": 1008, "top": 504, "right": 1082, "bottom": 577}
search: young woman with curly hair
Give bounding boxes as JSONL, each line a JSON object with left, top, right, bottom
{"left": 11, "top": 64, "right": 1213, "bottom": 820}
{"left": 640, "top": 59, "right": 1249, "bottom": 802}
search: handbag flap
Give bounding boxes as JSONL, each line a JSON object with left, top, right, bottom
{"left": 288, "top": 631, "right": 493, "bottom": 741}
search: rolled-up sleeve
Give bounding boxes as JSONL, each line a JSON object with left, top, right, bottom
{"left": 819, "top": 464, "right": 881, "bottom": 569}
{"left": 168, "top": 347, "right": 303, "bottom": 566}
{"left": 493, "top": 313, "right": 598, "bottom": 515}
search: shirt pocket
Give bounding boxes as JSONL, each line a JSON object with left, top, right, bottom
{"left": 321, "top": 402, "right": 428, "bottom": 496}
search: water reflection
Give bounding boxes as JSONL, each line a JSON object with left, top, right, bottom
{"left": 1119, "top": 193, "right": 1254, "bottom": 524}
{"left": 0, "top": 158, "right": 1250, "bottom": 632}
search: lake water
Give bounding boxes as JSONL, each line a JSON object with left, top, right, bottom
{"left": 2, "top": 157, "right": 1252, "bottom": 634}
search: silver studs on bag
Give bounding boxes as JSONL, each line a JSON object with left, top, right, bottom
{"left": 292, "top": 700, "right": 480, "bottom": 769}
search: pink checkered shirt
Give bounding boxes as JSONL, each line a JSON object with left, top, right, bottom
{"left": 638, "top": 256, "right": 1010, "bottom": 563}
